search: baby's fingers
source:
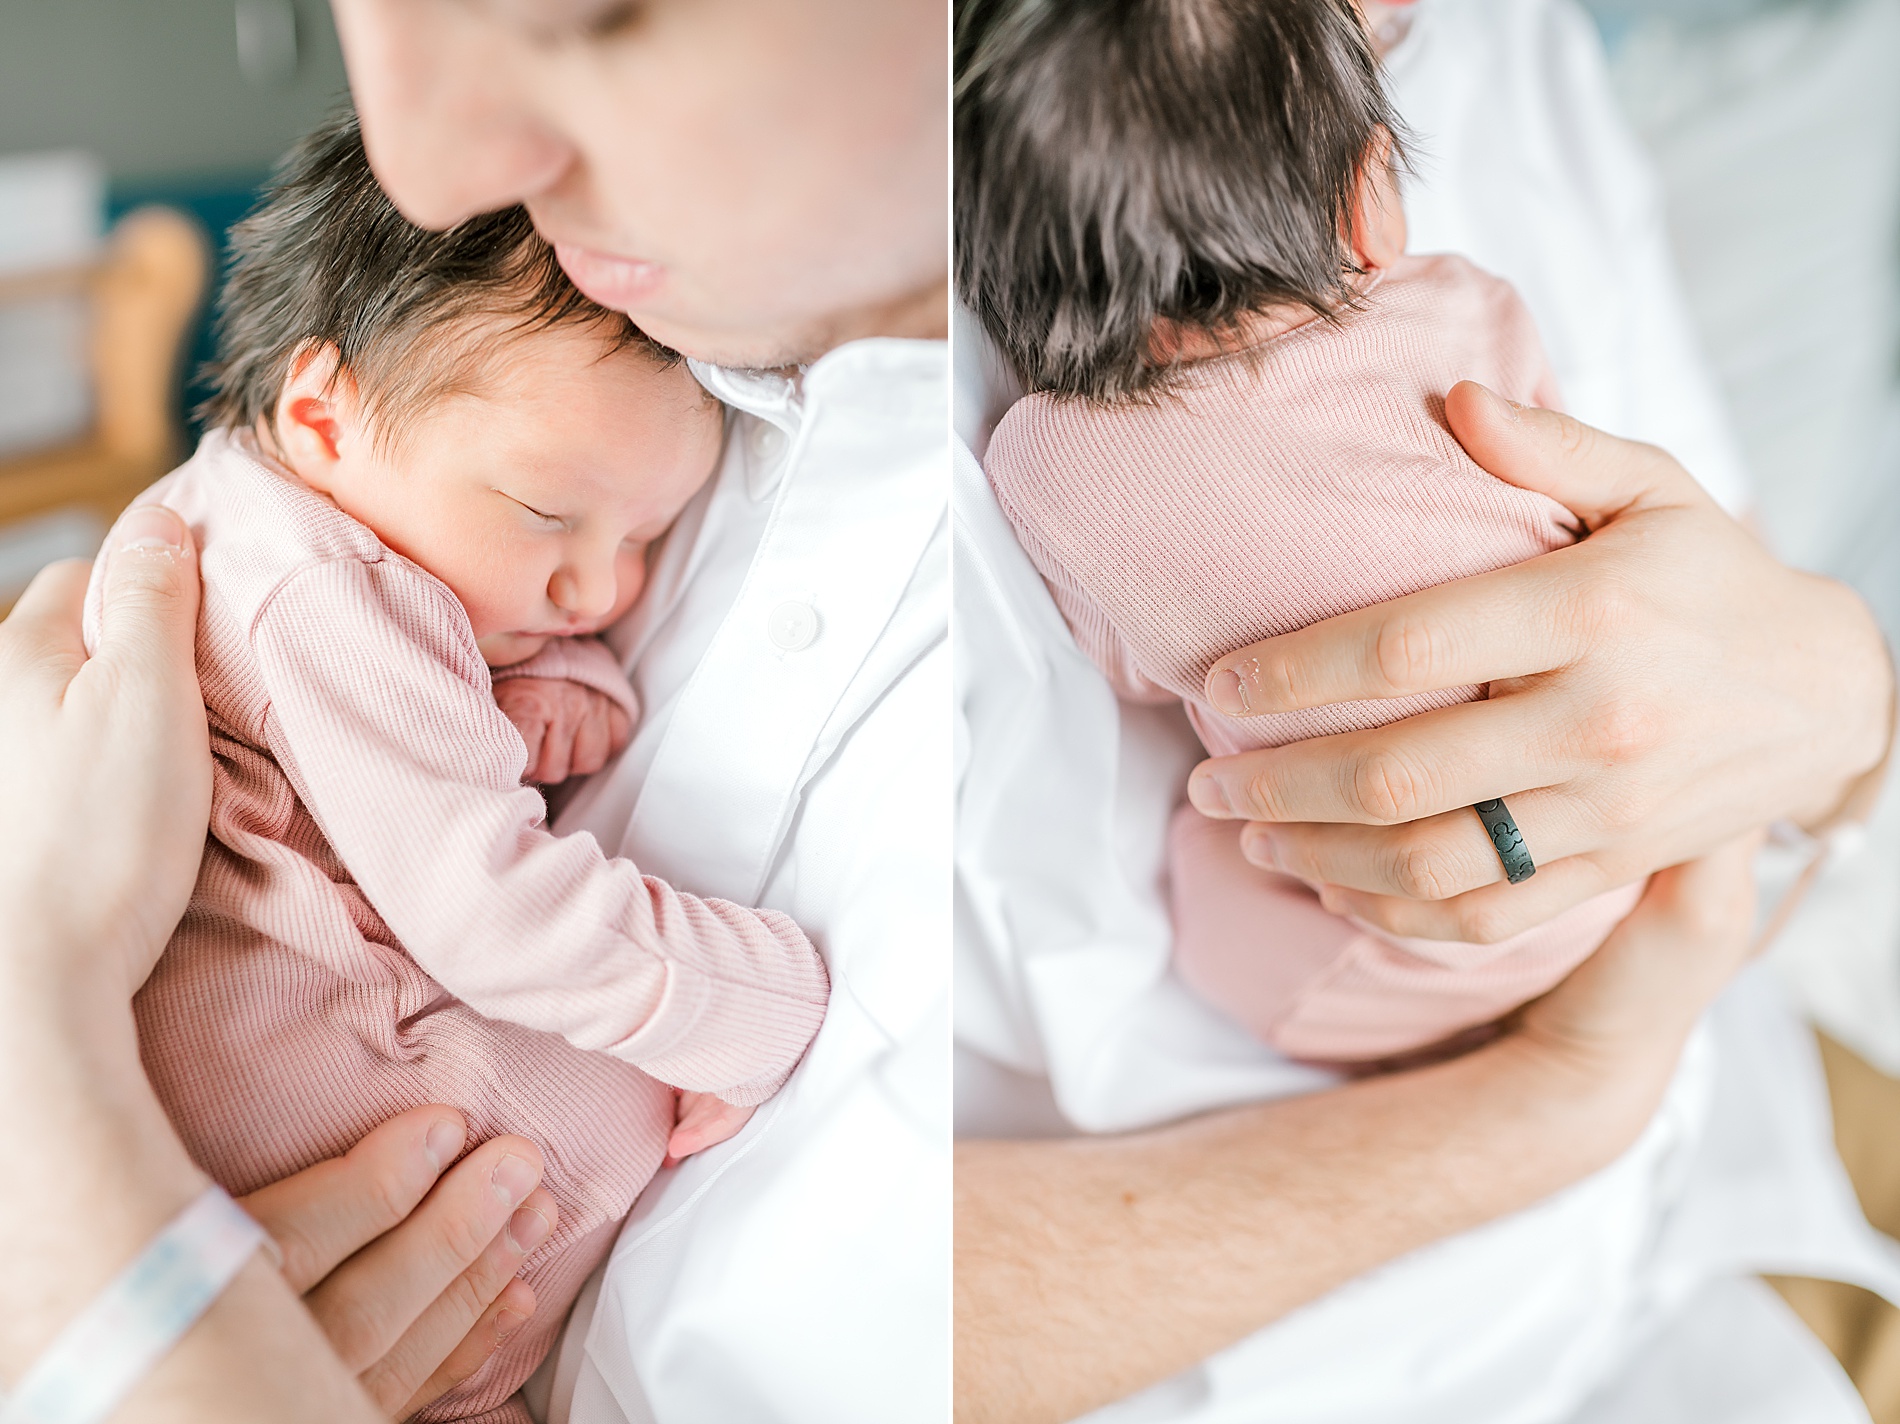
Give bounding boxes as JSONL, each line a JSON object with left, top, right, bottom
{"left": 567, "top": 702, "right": 616, "bottom": 779}
{"left": 514, "top": 716, "right": 550, "bottom": 782}
{"left": 535, "top": 719, "right": 575, "bottom": 784}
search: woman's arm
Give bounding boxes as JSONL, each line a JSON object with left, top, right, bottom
{"left": 1188, "top": 383, "right": 1892, "bottom": 943}
{"left": 955, "top": 838, "right": 1759, "bottom": 1424}
{"left": 0, "top": 513, "right": 555, "bottom": 1420}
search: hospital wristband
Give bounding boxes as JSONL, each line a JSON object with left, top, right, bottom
{"left": 0, "top": 1186, "right": 268, "bottom": 1424}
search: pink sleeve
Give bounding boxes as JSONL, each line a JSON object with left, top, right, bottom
{"left": 988, "top": 464, "right": 1178, "bottom": 706}
{"left": 251, "top": 558, "right": 827, "bottom": 1104}
{"left": 489, "top": 636, "right": 640, "bottom": 725}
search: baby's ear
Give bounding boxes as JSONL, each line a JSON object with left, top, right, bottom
{"left": 1346, "top": 130, "right": 1407, "bottom": 274}
{"left": 271, "top": 342, "right": 362, "bottom": 487}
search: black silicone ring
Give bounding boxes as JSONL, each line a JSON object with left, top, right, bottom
{"left": 1473, "top": 799, "right": 1536, "bottom": 884}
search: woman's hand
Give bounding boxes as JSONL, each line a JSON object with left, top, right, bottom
{"left": 0, "top": 506, "right": 212, "bottom": 1002}
{"left": 0, "top": 523, "right": 555, "bottom": 1420}
{"left": 240, "top": 1108, "right": 558, "bottom": 1420}
{"left": 1187, "top": 382, "right": 1893, "bottom": 943}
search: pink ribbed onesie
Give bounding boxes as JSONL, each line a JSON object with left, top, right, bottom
{"left": 85, "top": 430, "right": 831, "bottom": 1424}
{"left": 986, "top": 253, "right": 1643, "bottom": 1063}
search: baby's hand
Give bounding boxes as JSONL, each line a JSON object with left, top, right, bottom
{"left": 664, "top": 1091, "right": 757, "bottom": 1167}
{"left": 493, "top": 677, "right": 632, "bottom": 785}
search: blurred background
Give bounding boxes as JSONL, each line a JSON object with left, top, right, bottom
{"left": 0, "top": 0, "right": 345, "bottom": 607}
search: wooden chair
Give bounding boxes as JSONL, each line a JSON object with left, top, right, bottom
{"left": 0, "top": 205, "right": 210, "bottom": 568}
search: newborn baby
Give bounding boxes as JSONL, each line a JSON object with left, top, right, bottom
{"left": 961, "top": 0, "right": 1643, "bottom": 1062}
{"left": 86, "top": 112, "right": 829, "bottom": 1423}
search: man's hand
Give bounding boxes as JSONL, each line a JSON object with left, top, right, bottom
{"left": 494, "top": 677, "right": 633, "bottom": 785}
{"left": 1186, "top": 382, "right": 1892, "bottom": 943}
{"left": 240, "top": 1108, "right": 558, "bottom": 1421}
{"left": 1502, "top": 832, "right": 1759, "bottom": 1109}
{"left": 664, "top": 1091, "right": 757, "bottom": 1168}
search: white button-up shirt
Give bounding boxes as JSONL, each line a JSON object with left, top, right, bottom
{"left": 538, "top": 336, "right": 949, "bottom": 1424}
{"left": 955, "top": 1, "right": 1900, "bottom": 1420}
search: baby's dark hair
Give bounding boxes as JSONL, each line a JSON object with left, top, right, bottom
{"left": 199, "top": 107, "right": 676, "bottom": 440}
{"left": 955, "top": 0, "right": 1403, "bottom": 402}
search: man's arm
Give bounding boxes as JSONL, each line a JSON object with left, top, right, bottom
{"left": 955, "top": 840, "right": 1758, "bottom": 1424}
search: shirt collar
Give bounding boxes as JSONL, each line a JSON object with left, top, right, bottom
{"left": 690, "top": 337, "right": 947, "bottom": 501}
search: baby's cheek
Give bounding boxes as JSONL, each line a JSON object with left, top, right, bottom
{"left": 464, "top": 558, "right": 561, "bottom": 650}
{"left": 608, "top": 547, "right": 648, "bottom": 623}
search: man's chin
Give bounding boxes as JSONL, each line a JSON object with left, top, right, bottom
{"left": 628, "top": 310, "right": 839, "bottom": 375}
{"left": 628, "top": 279, "right": 947, "bottom": 373}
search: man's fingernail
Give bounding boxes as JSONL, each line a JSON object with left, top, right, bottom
{"left": 424, "top": 1118, "right": 464, "bottom": 1172}
{"left": 508, "top": 1205, "right": 552, "bottom": 1254}
{"left": 491, "top": 1153, "right": 538, "bottom": 1206}
{"left": 1242, "top": 826, "right": 1280, "bottom": 869}
{"left": 1208, "top": 668, "right": 1251, "bottom": 716}
{"left": 494, "top": 1308, "right": 527, "bottom": 1340}
{"left": 112, "top": 505, "right": 187, "bottom": 553}
{"left": 1467, "top": 383, "right": 1520, "bottom": 425}
{"left": 1188, "top": 772, "right": 1232, "bottom": 817}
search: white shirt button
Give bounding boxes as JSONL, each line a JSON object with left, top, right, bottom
{"left": 750, "top": 422, "right": 786, "bottom": 462}
{"left": 767, "top": 601, "right": 819, "bottom": 652}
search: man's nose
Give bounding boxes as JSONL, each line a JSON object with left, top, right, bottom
{"left": 332, "top": 0, "right": 576, "bottom": 230}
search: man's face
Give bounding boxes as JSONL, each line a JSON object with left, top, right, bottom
{"left": 329, "top": 0, "right": 948, "bottom": 369}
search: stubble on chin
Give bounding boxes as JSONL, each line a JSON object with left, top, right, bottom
{"left": 633, "top": 313, "right": 855, "bottom": 376}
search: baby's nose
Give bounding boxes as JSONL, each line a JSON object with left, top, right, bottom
{"left": 549, "top": 563, "right": 621, "bottom": 622}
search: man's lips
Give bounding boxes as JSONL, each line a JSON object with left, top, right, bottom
{"left": 553, "top": 242, "right": 667, "bottom": 311}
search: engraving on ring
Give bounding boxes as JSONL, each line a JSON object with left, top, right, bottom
{"left": 1473, "top": 799, "right": 1535, "bottom": 883}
